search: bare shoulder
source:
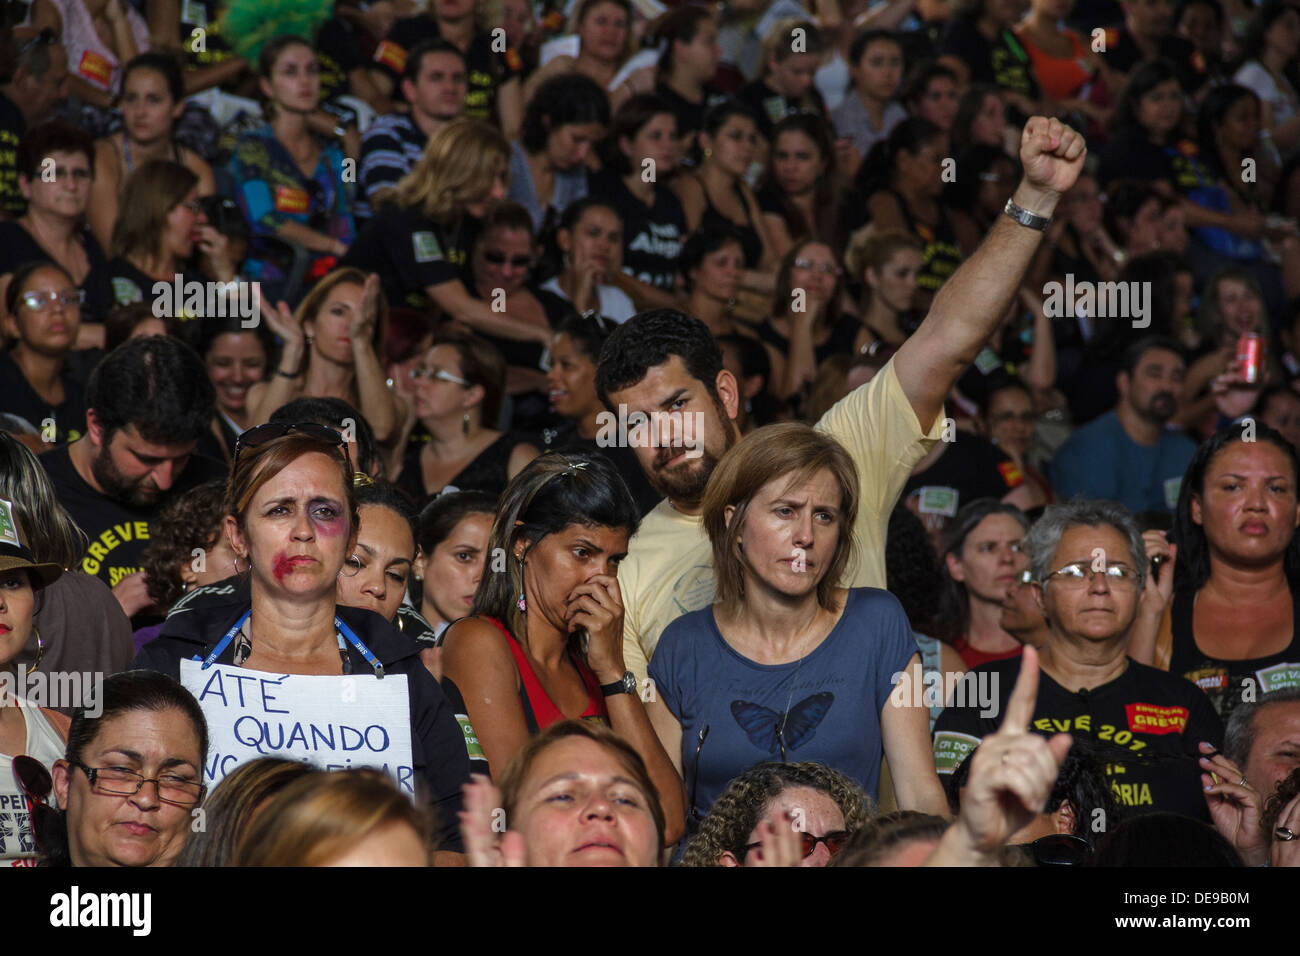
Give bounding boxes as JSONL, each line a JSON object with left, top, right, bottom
{"left": 41, "top": 707, "right": 72, "bottom": 740}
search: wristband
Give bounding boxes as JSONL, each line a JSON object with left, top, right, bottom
{"left": 274, "top": 365, "right": 300, "bottom": 379}
{"left": 1004, "top": 198, "right": 1052, "bottom": 231}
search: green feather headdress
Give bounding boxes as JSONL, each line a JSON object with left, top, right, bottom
{"left": 218, "top": 0, "right": 335, "bottom": 65}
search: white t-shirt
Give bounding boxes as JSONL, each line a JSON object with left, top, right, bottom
{"left": 540, "top": 276, "right": 636, "bottom": 323}
{"left": 1, "top": 697, "right": 65, "bottom": 866}
{"left": 1234, "top": 60, "right": 1298, "bottom": 126}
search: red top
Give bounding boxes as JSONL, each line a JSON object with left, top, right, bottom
{"left": 952, "top": 633, "right": 1024, "bottom": 670}
{"left": 487, "top": 617, "right": 608, "bottom": 729}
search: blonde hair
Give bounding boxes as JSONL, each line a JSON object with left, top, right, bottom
{"left": 234, "top": 768, "right": 434, "bottom": 865}
{"left": 293, "top": 267, "right": 389, "bottom": 373}
{"left": 760, "top": 18, "right": 825, "bottom": 73}
{"left": 844, "top": 227, "right": 923, "bottom": 285}
{"left": 702, "top": 422, "right": 860, "bottom": 613}
{"left": 385, "top": 118, "right": 509, "bottom": 223}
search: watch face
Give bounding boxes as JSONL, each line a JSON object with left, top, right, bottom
{"left": 622, "top": 672, "right": 637, "bottom": 695}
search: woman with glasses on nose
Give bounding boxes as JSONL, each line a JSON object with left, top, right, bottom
{"left": 0, "top": 121, "right": 112, "bottom": 347}
{"left": 132, "top": 424, "right": 472, "bottom": 860}
{"left": 539, "top": 198, "right": 636, "bottom": 325}
{"left": 96, "top": 159, "right": 238, "bottom": 325}
{"left": 754, "top": 240, "right": 858, "bottom": 404}
{"left": 396, "top": 333, "right": 540, "bottom": 503}
{"left": 932, "top": 499, "right": 1224, "bottom": 822}
{"left": 442, "top": 453, "right": 685, "bottom": 846}
{"left": 644, "top": 424, "right": 949, "bottom": 826}
{"left": 0, "top": 261, "right": 89, "bottom": 445}
{"left": 0, "top": 499, "right": 69, "bottom": 865}
{"left": 981, "top": 378, "right": 1054, "bottom": 509}
{"left": 680, "top": 762, "right": 873, "bottom": 867}
{"left": 45, "top": 670, "right": 206, "bottom": 868}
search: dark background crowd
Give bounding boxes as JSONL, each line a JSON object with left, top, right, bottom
{"left": 0, "top": 0, "right": 1298, "bottom": 870}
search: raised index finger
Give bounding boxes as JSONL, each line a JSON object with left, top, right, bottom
{"left": 1002, "top": 644, "right": 1042, "bottom": 733}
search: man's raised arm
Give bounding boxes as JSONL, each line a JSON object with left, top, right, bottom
{"left": 894, "top": 117, "right": 1087, "bottom": 431}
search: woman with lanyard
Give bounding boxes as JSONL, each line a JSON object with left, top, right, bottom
{"left": 341, "top": 118, "right": 554, "bottom": 350}
{"left": 87, "top": 52, "right": 214, "bottom": 251}
{"left": 228, "top": 35, "right": 355, "bottom": 305}
{"left": 644, "top": 423, "right": 949, "bottom": 827}
{"left": 1131, "top": 424, "right": 1300, "bottom": 722}
{"left": 0, "top": 495, "right": 69, "bottom": 866}
{"left": 855, "top": 117, "right": 964, "bottom": 310}
{"left": 132, "top": 423, "right": 472, "bottom": 860}
{"left": 441, "top": 451, "right": 685, "bottom": 847}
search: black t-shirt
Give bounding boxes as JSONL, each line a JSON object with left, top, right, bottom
{"left": 467, "top": 283, "right": 572, "bottom": 372}
{"left": 903, "top": 430, "right": 1024, "bottom": 519}
{"left": 1108, "top": 28, "right": 1206, "bottom": 95}
{"left": 0, "top": 222, "right": 113, "bottom": 324}
{"left": 1168, "top": 587, "right": 1300, "bottom": 719}
{"left": 1097, "top": 125, "right": 1176, "bottom": 187}
{"left": 373, "top": 18, "right": 521, "bottom": 123}
{"left": 0, "top": 92, "right": 27, "bottom": 218}
{"left": 937, "top": 17, "right": 1040, "bottom": 99}
{"left": 0, "top": 349, "right": 86, "bottom": 444}
{"left": 340, "top": 203, "right": 478, "bottom": 311}
{"left": 735, "top": 79, "right": 827, "bottom": 142}
{"left": 179, "top": 0, "right": 236, "bottom": 77}
{"left": 933, "top": 657, "right": 1224, "bottom": 821}
{"left": 97, "top": 259, "right": 205, "bottom": 347}
{"left": 38, "top": 443, "right": 227, "bottom": 591}
{"left": 317, "top": 16, "right": 366, "bottom": 103}
{"left": 588, "top": 169, "right": 686, "bottom": 292}
{"left": 654, "top": 83, "right": 719, "bottom": 146}
{"left": 539, "top": 421, "right": 661, "bottom": 518}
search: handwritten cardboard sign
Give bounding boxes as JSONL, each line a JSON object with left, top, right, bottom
{"left": 179, "top": 660, "right": 415, "bottom": 794}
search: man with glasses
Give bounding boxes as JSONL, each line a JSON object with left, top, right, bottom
{"left": 0, "top": 28, "right": 71, "bottom": 218}
{"left": 933, "top": 499, "right": 1224, "bottom": 823}
{"left": 40, "top": 337, "right": 223, "bottom": 622}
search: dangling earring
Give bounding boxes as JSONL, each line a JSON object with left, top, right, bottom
{"left": 462, "top": 412, "right": 471, "bottom": 435}
{"left": 517, "top": 591, "right": 527, "bottom": 611}
{"left": 704, "top": 147, "right": 713, "bottom": 159}
{"left": 29, "top": 626, "right": 44, "bottom": 673}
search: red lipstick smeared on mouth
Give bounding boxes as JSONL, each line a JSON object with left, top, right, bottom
{"left": 272, "top": 553, "right": 314, "bottom": 582}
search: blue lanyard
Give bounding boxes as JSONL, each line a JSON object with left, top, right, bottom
{"left": 198, "top": 610, "right": 385, "bottom": 678}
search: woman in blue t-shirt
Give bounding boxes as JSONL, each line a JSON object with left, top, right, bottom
{"left": 645, "top": 422, "right": 950, "bottom": 824}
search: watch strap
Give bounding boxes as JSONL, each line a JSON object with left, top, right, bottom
{"left": 1003, "top": 198, "right": 1052, "bottom": 231}
{"left": 600, "top": 671, "right": 635, "bottom": 697}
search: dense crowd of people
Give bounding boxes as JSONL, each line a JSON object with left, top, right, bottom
{"left": 2, "top": 0, "right": 1300, "bottom": 870}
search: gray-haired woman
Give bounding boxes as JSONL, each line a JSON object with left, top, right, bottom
{"left": 932, "top": 499, "right": 1225, "bottom": 824}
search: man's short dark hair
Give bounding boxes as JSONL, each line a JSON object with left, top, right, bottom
{"left": 1120, "top": 334, "right": 1184, "bottom": 378}
{"left": 87, "top": 335, "right": 214, "bottom": 445}
{"left": 269, "top": 397, "right": 380, "bottom": 478}
{"left": 594, "top": 309, "right": 724, "bottom": 410}
{"left": 404, "top": 38, "right": 465, "bottom": 83}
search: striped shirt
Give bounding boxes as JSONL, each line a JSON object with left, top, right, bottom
{"left": 357, "top": 113, "right": 430, "bottom": 223}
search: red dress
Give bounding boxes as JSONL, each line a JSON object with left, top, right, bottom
{"left": 486, "top": 617, "right": 609, "bottom": 732}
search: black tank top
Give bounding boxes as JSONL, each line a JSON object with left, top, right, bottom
{"left": 697, "top": 175, "right": 764, "bottom": 268}
{"left": 754, "top": 312, "right": 860, "bottom": 365}
{"left": 1167, "top": 586, "right": 1300, "bottom": 719}
{"left": 887, "top": 188, "right": 963, "bottom": 293}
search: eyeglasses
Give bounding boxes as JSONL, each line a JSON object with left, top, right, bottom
{"left": 17, "top": 28, "right": 57, "bottom": 59}
{"left": 1043, "top": 561, "right": 1140, "bottom": 588}
{"left": 19, "top": 289, "right": 84, "bottom": 311}
{"left": 12, "top": 755, "right": 57, "bottom": 853}
{"left": 745, "top": 829, "right": 850, "bottom": 860}
{"left": 233, "top": 421, "right": 348, "bottom": 464}
{"left": 71, "top": 759, "right": 206, "bottom": 808}
{"left": 793, "top": 258, "right": 842, "bottom": 276}
{"left": 482, "top": 250, "right": 532, "bottom": 268}
{"left": 1020, "top": 833, "right": 1091, "bottom": 866}
{"left": 410, "top": 366, "right": 471, "bottom": 386}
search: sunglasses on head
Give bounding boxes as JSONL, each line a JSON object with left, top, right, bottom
{"left": 12, "top": 755, "right": 57, "bottom": 854}
{"left": 1020, "top": 833, "right": 1091, "bottom": 866}
{"left": 482, "top": 250, "right": 532, "bottom": 268}
{"left": 745, "top": 829, "right": 850, "bottom": 860}
{"left": 234, "top": 422, "right": 348, "bottom": 465}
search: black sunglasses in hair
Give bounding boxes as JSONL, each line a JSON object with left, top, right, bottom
{"left": 234, "top": 422, "right": 348, "bottom": 465}
{"left": 17, "top": 28, "right": 57, "bottom": 59}
{"left": 12, "top": 755, "right": 57, "bottom": 854}
{"left": 1019, "top": 833, "right": 1091, "bottom": 866}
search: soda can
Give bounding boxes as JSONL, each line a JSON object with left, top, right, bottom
{"left": 1237, "top": 332, "right": 1263, "bottom": 384}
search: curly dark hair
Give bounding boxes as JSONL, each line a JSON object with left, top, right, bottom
{"left": 885, "top": 503, "right": 945, "bottom": 636}
{"left": 678, "top": 762, "right": 874, "bottom": 866}
{"left": 594, "top": 308, "right": 724, "bottom": 409}
{"left": 1261, "top": 764, "right": 1300, "bottom": 838}
{"left": 140, "top": 480, "right": 228, "bottom": 608}
{"left": 947, "top": 740, "right": 1124, "bottom": 849}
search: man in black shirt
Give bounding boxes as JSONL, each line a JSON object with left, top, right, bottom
{"left": 933, "top": 498, "right": 1223, "bottom": 822}
{"left": 1105, "top": 0, "right": 1207, "bottom": 94}
{"left": 39, "top": 336, "right": 224, "bottom": 620}
{"left": 0, "top": 30, "right": 70, "bottom": 218}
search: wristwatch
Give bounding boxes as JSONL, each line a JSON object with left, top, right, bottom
{"left": 1003, "top": 198, "right": 1052, "bottom": 231}
{"left": 600, "top": 671, "right": 637, "bottom": 697}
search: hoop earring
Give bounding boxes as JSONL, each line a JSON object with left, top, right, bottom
{"left": 339, "top": 555, "right": 361, "bottom": 578}
{"left": 29, "top": 626, "right": 44, "bottom": 673}
{"left": 234, "top": 553, "right": 250, "bottom": 574}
